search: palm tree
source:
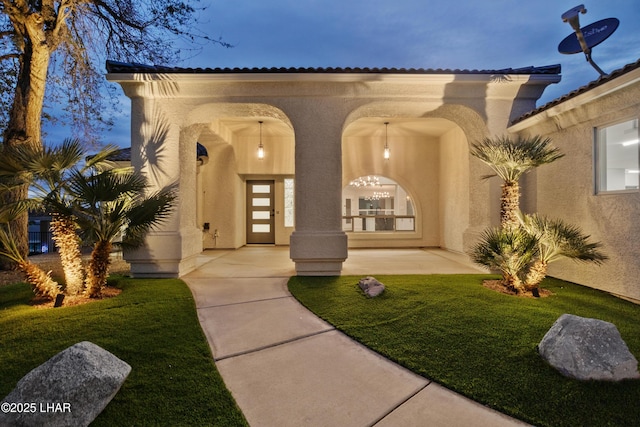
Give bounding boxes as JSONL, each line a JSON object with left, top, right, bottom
{"left": 469, "top": 136, "right": 564, "bottom": 230}
{"left": 0, "top": 139, "right": 120, "bottom": 295}
{"left": 469, "top": 227, "right": 539, "bottom": 294}
{"left": 66, "top": 169, "right": 175, "bottom": 297}
{"left": 519, "top": 214, "right": 608, "bottom": 293}
{"left": 0, "top": 205, "right": 60, "bottom": 299}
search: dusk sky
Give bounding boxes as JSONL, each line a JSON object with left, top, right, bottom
{"left": 47, "top": 0, "right": 640, "bottom": 147}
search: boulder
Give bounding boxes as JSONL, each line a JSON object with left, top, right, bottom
{"left": 0, "top": 341, "right": 131, "bottom": 427}
{"left": 358, "top": 276, "right": 385, "bottom": 298}
{"left": 538, "top": 313, "right": 640, "bottom": 381}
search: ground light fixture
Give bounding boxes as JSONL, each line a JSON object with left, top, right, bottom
{"left": 384, "top": 122, "right": 390, "bottom": 160}
{"left": 257, "top": 121, "right": 265, "bottom": 159}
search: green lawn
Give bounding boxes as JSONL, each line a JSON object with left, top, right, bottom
{"left": 0, "top": 277, "right": 248, "bottom": 427}
{"left": 289, "top": 275, "right": 640, "bottom": 427}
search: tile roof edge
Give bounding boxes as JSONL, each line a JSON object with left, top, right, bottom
{"left": 511, "top": 58, "right": 640, "bottom": 126}
{"left": 105, "top": 60, "right": 561, "bottom": 76}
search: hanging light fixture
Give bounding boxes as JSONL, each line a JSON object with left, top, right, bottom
{"left": 383, "top": 122, "right": 390, "bottom": 160}
{"left": 349, "top": 175, "right": 381, "bottom": 187}
{"left": 364, "top": 191, "right": 390, "bottom": 201}
{"left": 257, "top": 121, "right": 265, "bottom": 159}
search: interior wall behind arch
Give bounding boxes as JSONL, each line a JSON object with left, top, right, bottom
{"left": 439, "top": 126, "right": 470, "bottom": 252}
{"left": 199, "top": 142, "right": 245, "bottom": 249}
{"left": 342, "top": 134, "right": 440, "bottom": 247}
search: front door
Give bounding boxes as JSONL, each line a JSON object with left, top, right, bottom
{"left": 246, "top": 180, "right": 275, "bottom": 244}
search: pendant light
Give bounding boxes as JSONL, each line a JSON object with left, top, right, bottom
{"left": 383, "top": 122, "right": 390, "bottom": 160}
{"left": 257, "top": 121, "right": 264, "bottom": 159}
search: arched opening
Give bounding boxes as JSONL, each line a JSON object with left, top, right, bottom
{"left": 342, "top": 175, "right": 416, "bottom": 233}
{"left": 342, "top": 114, "right": 473, "bottom": 251}
{"left": 184, "top": 104, "right": 296, "bottom": 249}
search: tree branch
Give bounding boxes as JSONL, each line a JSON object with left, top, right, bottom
{"left": 91, "top": 0, "right": 146, "bottom": 31}
{"left": 0, "top": 52, "right": 20, "bottom": 61}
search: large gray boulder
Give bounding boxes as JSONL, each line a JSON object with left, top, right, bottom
{"left": 0, "top": 341, "right": 131, "bottom": 427}
{"left": 358, "top": 276, "right": 386, "bottom": 298}
{"left": 538, "top": 313, "right": 640, "bottom": 381}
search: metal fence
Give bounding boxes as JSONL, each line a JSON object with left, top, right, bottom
{"left": 28, "top": 231, "right": 56, "bottom": 255}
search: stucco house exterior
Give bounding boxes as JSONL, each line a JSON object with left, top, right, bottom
{"left": 105, "top": 58, "right": 639, "bottom": 301}
{"left": 510, "top": 59, "right": 640, "bottom": 301}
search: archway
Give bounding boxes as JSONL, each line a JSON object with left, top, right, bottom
{"left": 342, "top": 175, "right": 416, "bottom": 233}
{"left": 183, "top": 104, "right": 296, "bottom": 249}
{"left": 342, "top": 114, "right": 475, "bottom": 251}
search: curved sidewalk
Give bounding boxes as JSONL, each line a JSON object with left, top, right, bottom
{"left": 182, "top": 247, "right": 530, "bottom": 427}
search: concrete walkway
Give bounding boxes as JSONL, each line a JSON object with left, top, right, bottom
{"left": 182, "top": 247, "right": 530, "bottom": 427}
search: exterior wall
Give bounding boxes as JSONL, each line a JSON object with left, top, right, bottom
{"left": 439, "top": 126, "right": 470, "bottom": 253}
{"left": 122, "top": 95, "right": 202, "bottom": 277}
{"left": 198, "top": 142, "right": 245, "bottom": 249}
{"left": 510, "top": 69, "right": 640, "bottom": 301}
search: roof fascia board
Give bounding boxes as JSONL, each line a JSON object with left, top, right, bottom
{"left": 106, "top": 72, "right": 557, "bottom": 85}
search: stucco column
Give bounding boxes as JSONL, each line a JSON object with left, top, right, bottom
{"left": 124, "top": 94, "right": 201, "bottom": 277}
{"left": 288, "top": 104, "right": 348, "bottom": 275}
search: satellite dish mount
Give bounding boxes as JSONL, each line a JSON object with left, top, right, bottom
{"left": 559, "top": 5, "right": 619, "bottom": 77}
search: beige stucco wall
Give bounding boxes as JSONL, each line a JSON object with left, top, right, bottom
{"left": 510, "top": 68, "right": 640, "bottom": 301}
{"left": 439, "top": 126, "right": 470, "bottom": 252}
{"left": 198, "top": 142, "right": 245, "bottom": 249}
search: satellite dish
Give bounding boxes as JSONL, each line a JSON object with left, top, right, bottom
{"left": 558, "top": 5, "right": 619, "bottom": 76}
{"left": 558, "top": 18, "right": 619, "bottom": 54}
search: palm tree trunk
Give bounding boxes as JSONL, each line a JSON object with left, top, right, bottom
{"left": 0, "top": 223, "right": 60, "bottom": 299}
{"left": 85, "top": 240, "right": 112, "bottom": 298}
{"left": 18, "top": 260, "right": 61, "bottom": 300}
{"left": 524, "top": 259, "right": 548, "bottom": 293}
{"left": 49, "top": 213, "right": 85, "bottom": 295}
{"left": 501, "top": 181, "right": 520, "bottom": 231}
{"left": 504, "top": 273, "right": 525, "bottom": 295}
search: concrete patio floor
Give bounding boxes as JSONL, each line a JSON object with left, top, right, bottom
{"left": 182, "top": 246, "right": 528, "bottom": 427}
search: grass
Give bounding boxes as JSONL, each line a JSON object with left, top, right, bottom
{"left": 0, "top": 277, "right": 248, "bottom": 427}
{"left": 289, "top": 274, "right": 640, "bottom": 427}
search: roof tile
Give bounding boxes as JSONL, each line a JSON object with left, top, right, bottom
{"left": 105, "top": 60, "right": 561, "bottom": 76}
{"left": 511, "top": 58, "right": 640, "bottom": 125}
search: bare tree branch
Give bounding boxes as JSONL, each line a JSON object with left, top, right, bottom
{"left": 0, "top": 52, "right": 19, "bottom": 60}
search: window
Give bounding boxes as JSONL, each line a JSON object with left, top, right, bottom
{"left": 342, "top": 176, "right": 416, "bottom": 232}
{"left": 596, "top": 118, "right": 639, "bottom": 193}
{"left": 284, "top": 178, "right": 294, "bottom": 227}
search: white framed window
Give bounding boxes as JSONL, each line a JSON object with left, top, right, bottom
{"left": 284, "top": 178, "right": 294, "bottom": 227}
{"left": 595, "top": 118, "right": 639, "bottom": 193}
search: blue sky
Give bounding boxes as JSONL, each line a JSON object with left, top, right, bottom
{"left": 195, "top": 0, "right": 639, "bottom": 103}
{"left": 48, "top": 0, "right": 640, "bottom": 146}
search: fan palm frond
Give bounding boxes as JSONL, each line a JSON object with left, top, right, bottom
{"left": 122, "top": 187, "right": 176, "bottom": 248}
{"left": 470, "top": 135, "right": 563, "bottom": 229}
{"left": 469, "top": 227, "right": 539, "bottom": 292}
{"left": 519, "top": 213, "right": 608, "bottom": 290}
{"left": 65, "top": 167, "right": 177, "bottom": 295}
{"left": 470, "top": 135, "right": 564, "bottom": 183}
{"left": 520, "top": 213, "right": 608, "bottom": 264}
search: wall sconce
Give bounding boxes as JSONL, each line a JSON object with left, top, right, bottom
{"left": 383, "top": 122, "right": 390, "bottom": 160}
{"left": 257, "top": 120, "right": 265, "bottom": 160}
